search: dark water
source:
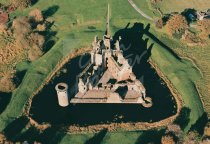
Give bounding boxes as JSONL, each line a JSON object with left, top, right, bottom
{"left": 29, "top": 54, "right": 177, "bottom": 126}
{"left": 30, "top": 23, "right": 177, "bottom": 126}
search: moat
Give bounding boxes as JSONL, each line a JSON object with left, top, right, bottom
{"left": 29, "top": 23, "right": 178, "bottom": 127}
{"left": 29, "top": 54, "right": 177, "bottom": 126}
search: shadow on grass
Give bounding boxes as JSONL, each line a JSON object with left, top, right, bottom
{"left": 135, "top": 129, "right": 165, "bottom": 144}
{"left": 31, "top": 0, "right": 39, "bottom": 5}
{"left": 14, "top": 70, "right": 27, "bottom": 86}
{"left": 38, "top": 126, "right": 61, "bottom": 143}
{"left": 174, "top": 107, "right": 191, "bottom": 130}
{"left": 40, "top": 5, "right": 59, "bottom": 53}
{"left": 16, "top": 126, "right": 40, "bottom": 143}
{"left": 0, "top": 92, "right": 12, "bottom": 114}
{"left": 3, "top": 116, "right": 29, "bottom": 141}
{"left": 15, "top": 126, "right": 66, "bottom": 144}
{"left": 42, "top": 5, "right": 59, "bottom": 19}
{"left": 85, "top": 128, "right": 108, "bottom": 144}
{"left": 144, "top": 24, "right": 181, "bottom": 61}
{"left": 190, "top": 112, "right": 208, "bottom": 135}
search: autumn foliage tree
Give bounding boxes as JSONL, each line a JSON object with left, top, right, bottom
{"left": 156, "top": 18, "right": 164, "bottom": 29}
{"left": 183, "top": 131, "right": 200, "bottom": 144}
{"left": 167, "top": 124, "right": 182, "bottom": 137}
{"left": 0, "top": 70, "right": 17, "bottom": 92}
{"left": 12, "top": 9, "right": 47, "bottom": 62}
{"left": 0, "top": 3, "right": 52, "bottom": 92}
{"left": 11, "top": 0, "right": 31, "bottom": 9}
{"left": 197, "top": 19, "right": 210, "bottom": 39}
{"left": 12, "top": 17, "right": 31, "bottom": 37}
{"left": 165, "top": 14, "right": 188, "bottom": 39}
{"left": 29, "top": 8, "right": 44, "bottom": 22}
{"left": 161, "top": 135, "right": 175, "bottom": 144}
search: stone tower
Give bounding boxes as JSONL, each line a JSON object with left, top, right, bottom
{"left": 55, "top": 83, "right": 69, "bottom": 107}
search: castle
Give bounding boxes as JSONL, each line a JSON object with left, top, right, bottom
{"left": 55, "top": 5, "right": 152, "bottom": 108}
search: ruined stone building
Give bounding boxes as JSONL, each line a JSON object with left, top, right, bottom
{"left": 56, "top": 5, "right": 152, "bottom": 108}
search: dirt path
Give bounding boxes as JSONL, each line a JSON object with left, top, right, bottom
{"left": 128, "top": 0, "right": 154, "bottom": 21}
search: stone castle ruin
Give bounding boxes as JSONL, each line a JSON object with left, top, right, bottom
{"left": 55, "top": 5, "right": 152, "bottom": 108}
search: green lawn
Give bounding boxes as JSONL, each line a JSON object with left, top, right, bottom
{"left": 143, "top": 33, "right": 204, "bottom": 131}
{"left": 132, "top": 0, "right": 160, "bottom": 18}
{"left": 0, "top": 0, "right": 206, "bottom": 143}
{"left": 59, "top": 132, "right": 142, "bottom": 144}
{"left": 53, "top": 130, "right": 164, "bottom": 144}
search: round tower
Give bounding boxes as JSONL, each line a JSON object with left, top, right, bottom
{"left": 55, "top": 83, "right": 69, "bottom": 107}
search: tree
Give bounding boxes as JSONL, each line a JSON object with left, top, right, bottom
{"left": 161, "top": 135, "right": 175, "bottom": 144}
{"left": 183, "top": 131, "right": 201, "bottom": 144}
{"left": 0, "top": 70, "right": 16, "bottom": 92}
{"left": 12, "top": 17, "right": 31, "bottom": 37}
{"left": 167, "top": 124, "right": 182, "bottom": 137}
{"left": 11, "top": 0, "right": 31, "bottom": 9}
{"left": 29, "top": 32, "right": 45, "bottom": 49}
{"left": 0, "top": 133, "right": 6, "bottom": 144}
{"left": 36, "top": 24, "right": 46, "bottom": 31}
{"left": 197, "top": 19, "right": 210, "bottom": 39}
{"left": 0, "top": 24, "right": 7, "bottom": 33}
{"left": 204, "top": 122, "right": 210, "bottom": 137}
{"left": 27, "top": 33, "right": 45, "bottom": 61}
{"left": 28, "top": 44, "right": 44, "bottom": 61}
{"left": 156, "top": 18, "right": 164, "bottom": 29}
{"left": 165, "top": 14, "right": 188, "bottom": 38}
{"left": 200, "top": 138, "right": 210, "bottom": 144}
{"left": 29, "top": 8, "right": 44, "bottom": 22}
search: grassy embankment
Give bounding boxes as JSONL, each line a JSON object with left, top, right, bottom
{"left": 0, "top": 0, "right": 205, "bottom": 143}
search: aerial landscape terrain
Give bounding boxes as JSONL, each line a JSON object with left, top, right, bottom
{"left": 0, "top": 0, "right": 210, "bottom": 143}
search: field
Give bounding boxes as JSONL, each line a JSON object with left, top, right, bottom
{"left": 157, "top": 0, "right": 210, "bottom": 14}
{"left": 133, "top": 0, "right": 210, "bottom": 18}
{"left": 174, "top": 43, "right": 210, "bottom": 117}
{"left": 0, "top": 0, "right": 208, "bottom": 143}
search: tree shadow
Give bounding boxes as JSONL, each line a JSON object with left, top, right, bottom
{"left": 181, "top": 8, "right": 197, "bottom": 23}
{"left": 38, "top": 126, "right": 62, "bottom": 143}
{"left": 0, "top": 92, "right": 12, "bottom": 114}
{"left": 40, "top": 6, "right": 59, "bottom": 53}
{"left": 43, "top": 38, "right": 56, "bottom": 52}
{"left": 190, "top": 112, "right": 208, "bottom": 135}
{"left": 3, "top": 116, "right": 29, "bottom": 141}
{"left": 42, "top": 5, "right": 59, "bottom": 19}
{"left": 135, "top": 129, "right": 165, "bottom": 144}
{"left": 31, "top": 0, "right": 39, "bottom": 5}
{"left": 50, "top": 130, "right": 67, "bottom": 144}
{"left": 13, "top": 70, "right": 27, "bottom": 86}
{"left": 174, "top": 107, "right": 191, "bottom": 130}
{"left": 15, "top": 126, "right": 40, "bottom": 143}
{"left": 85, "top": 128, "right": 108, "bottom": 144}
{"left": 15, "top": 126, "right": 66, "bottom": 143}
{"left": 41, "top": 30, "right": 57, "bottom": 53}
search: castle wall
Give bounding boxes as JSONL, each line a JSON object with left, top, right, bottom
{"left": 107, "top": 57, "right": 121, "bottom": 80}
